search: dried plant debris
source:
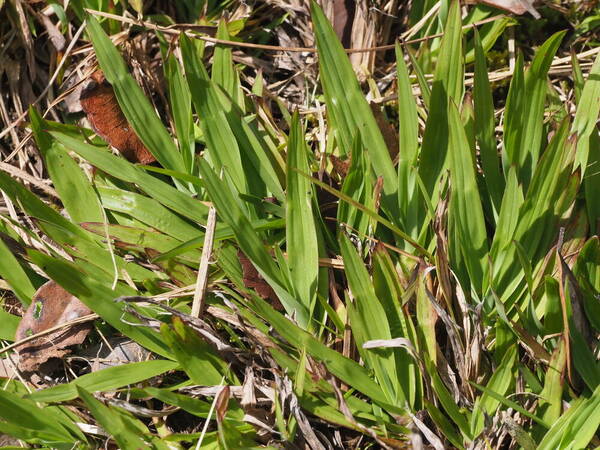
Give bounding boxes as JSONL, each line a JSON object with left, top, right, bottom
{"left": 14, "top": 280, "right": 92, "bottom": 374}
{"left": 79, "top": 70, "right": 156, "bottom": 164}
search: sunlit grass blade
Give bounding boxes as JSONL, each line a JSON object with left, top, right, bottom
{"left": 418, "top": 0, "right": 464, "bottom": 202}
{"left": 286, "top": 112, "right": 318, "bottom": 311}
{"left": 340, "top": 234, "right": 404, "bottom": 405}
{"left": 473, "top": 29, "right": 503, "bottom": 216}
{"left": 27, "top": 250, "right": 172, "bottom": 358}
{"left": 85, "top": 15, "right": 186, "bottom": 175}
{"left": 447, "top": 99, "right": 489, "bottom": 295}
{"left": 30, "top": 107, "right": 104, "bottom": 224}
{"left": 27, "top": 360, "right": 179, "bottom": 403}
{"left": 503, "top": 31, "right": 566, "bottom": 187}
{"left": 197, "top": 158, "right": 308, "bottom": 326}
{"left": 50, "top": 131, "right": 208, "bottom": 224}
{"left": 164, "top": 53, "right": 195, "bottom": 174}
{"left": 396, "top": 43, "right": 420, "bottom": 238}
{"left": 573, "top": 51, "right": 600, "bottom": 174}
{"left": 310, "top": 0, "right": 398, "bottom": 218}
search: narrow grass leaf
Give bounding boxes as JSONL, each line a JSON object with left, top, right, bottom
{"left": 30, "top": 107, "right": 104, "bottom": 224}
{"left": 473, "top": 29, "right": 503, "bottom": 215}
{"left": 286, "top": 112, "right": 318, "bottom": 310}
{"left": 340, "top": 234, "right": 403, "bottom": 404}
{"left": 76, "top": 386, "right": 151, "bottom": 450}
{"left": 86, "top": 15, "right": 185, "bottom": 173}
{"left": 27, "top": 250, "right": 172, "bottom": 358}
{"left": 198, "top": 159, "right": 307, "bottom": 326}
{"left": 311, "top": 0, "right": 398, "bottom": 217}
{"left": 573, "top": 51, "right": 600, "bottom": 173}
{"left": 448, "top": 100, "right": 489, "bottom": 295}
{"left": 27, "top": 360, "right": 179, "bottom": 403}
{"left": 164, "top": 54, "right": 195, "bottom": 173}
{"left": 504, "top": 32, "right": 566, "bottom": 186}
{"left": 51, "top": 132, "right": 208, "bottom": 224}
{"left": 418, "top": 0, "right": 464, "bottom": 202}
{"left": 0, "top": 237, "right": 36, "bottom": 305}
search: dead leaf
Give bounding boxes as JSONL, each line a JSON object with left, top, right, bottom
{"left": 15, "top": 281, "right": 93, "bottom": 374}
{"left": 238, "top": 250, "right": 282, "bottom": 310}
{"left": 80, "top": 70, "right": 156, "bottom": 165}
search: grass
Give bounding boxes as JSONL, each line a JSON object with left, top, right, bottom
{"left": 0, "top": 0, "right": 599, "bottom": 448}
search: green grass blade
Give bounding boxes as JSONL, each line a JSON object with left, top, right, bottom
{"left": 418, "top": 0, "right": 464, "bottom": 202}
{"left": 340, "top": 234, "right": 404, "bottom": 404}
{"left": 161, "top": 317, "right": 231, "bottom": 386}
{"left": 164, "top": 54, "right": 195, "bottom": 173}
{"left": 30, "top": 107, "right": 104, "bottom": 224}
{"left": 27, "top": 360, "right": 179, "bottom": 403}
{"left": 198, "top": 158, "right": 308, "bottom": 326}
{"left": 473, "top": 29, "right": 503, "bottom": 216}
{"left": 310, "top": 0, "right": 398, "bottom": 218}
{"left": 470, "top": 346, "right": 516, "bottom": 436}
{"left": 0, "top": 237, "right": 36, "bottom": 305}
{"left": 27, "top": 250, "right": 172, "bottom": 358}
{"left": 447, "top": 99, "right": 489, "bottom": 295}
{"left": 212, "top": 20, "right": 243, "bottom": 109}
{"left": 504, "top": 31, "right": 566, "bottom": 187}
{"left": 573, "top": 51, "right": 600, "bottom": 174}
{"left": 286, "top": 113, "right": 318, "bottom": 311}
{"left": 50, "top": 131, "right": 208, "bottom": 224}
{"left": 76, "top": 386, "right": 151, "bottom": 450}
{"left": 396, "top": 43, "right": 420, "bottom": 236}
{"left": 85, "top": 15, "right": 185, "bottom": 174}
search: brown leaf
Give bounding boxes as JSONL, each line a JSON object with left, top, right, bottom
{"left": 80, "top": 70, "right": 156, "bottom": 165}
{"left": 238, "top": 250, "right": 282, "bottom": 310}
{"left": 215, "top": 385, "right": 230, "bottom": 424}
{"left": 15, "top": 281, "right": 93, "bottom": 373}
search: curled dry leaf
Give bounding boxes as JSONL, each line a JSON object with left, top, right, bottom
{"left": 15, "top": 280, "right": 93, "bottom": 374}
{"left": 80, "top": 70, "right": 156, "bottom": 164}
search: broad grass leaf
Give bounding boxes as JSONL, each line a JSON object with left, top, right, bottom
{"left": 0, "top": 237, "right": 36, "bottom": 305}
{"left": 310, "top": 0, "right": 398, "bottom": 218}
{"left": 180, "top": 34, "right": 247, "bottom": 196}
{"left": 161, "top": 317, "right": 231, "bottom": 386}
{"left": 96, "top": 185, "right": 199, "bottom": 241}
{"left": 76, "top": 385, "right": 152, "bottom": 450}
{"left": 86, "top": 15, "right": 186, "bottom": 174}
{"left": 247, "top": 294, "right": 403, "bottom": 415}
{"left": 27, "top": 250, "right": 173, "bottom": 358}
{"left": 30, "top": 107, "right": 104, "bottom": 224}
{"left": 372, "top": 248, "right": 421, "bottom": 408}
{"left": 50, "top": 131, "right": 209, "bottom": 224}
{"left": 212, "top": 20, "right": 244, "bottom": 109}
{"left": 473, "top": 29, "right": 503, "bottom": 216}
{"left": 197, "top": 158, "right": 308, "bottom": 326}
{"left": 337, "top": 136, "right": 374, "bottom": 239}
{"left": 470, "top": 346, "right": 516, "bottom": 436}
{"left": 0, "top": 389, "right": 81, "bottom": 444}
{"left": 573, "top": 51, "right": 600, "bottom": 173}
{"left": 418, "top": 0, "right": 464, "bottom": 203}
{"left": 27, "top": 360, "right": 179, "bottom": 403}
{"left": 396, "top": 43, "right": 420, "bottom": 238}
{"left": 181, "top": 34, "right": 284, "bottom": 203}
{"left": 340, "top": 234, "right": 404, "bottom": 405}
{"left": 286, "top": 113, "right": 318, "bottom": 311}
{"left": 503, "top": 31, "right": 566, "bottom": 187}
{"left": 0, "top": 307, "right": 19, "bottom": 340}
{"left": 538, "top": 383, "right": 600, "bottom": 449}
{"left": 447, "top": 99, "right": 489, "bottom": 295}
{"left": 164, "top": 54, "right": 195, "bottom": 173}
